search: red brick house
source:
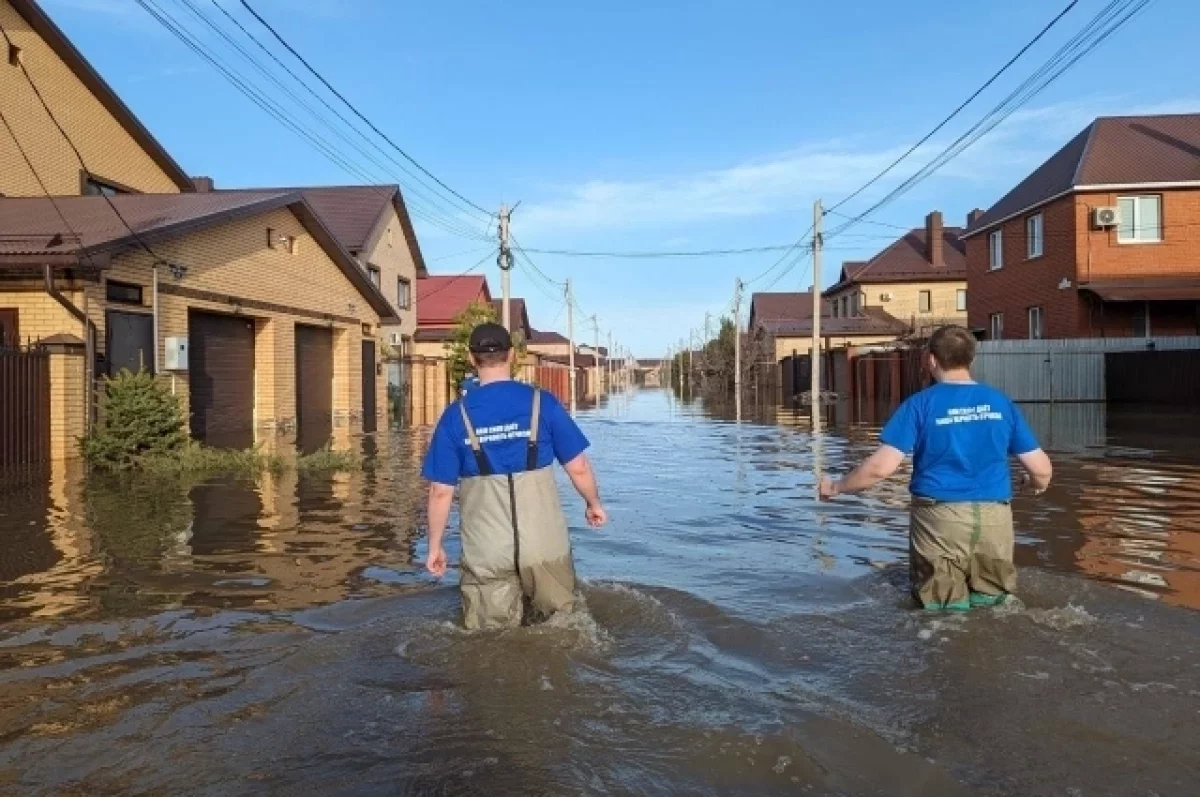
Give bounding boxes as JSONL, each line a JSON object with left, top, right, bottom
{"left": 963, "top": 114, "right": 1200, "bottom": 340}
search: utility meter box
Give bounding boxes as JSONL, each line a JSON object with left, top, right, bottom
{"left": 164, "top": 336, "right": 189, "bottom": 371}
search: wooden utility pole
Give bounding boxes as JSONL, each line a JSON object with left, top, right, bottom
{"left": 498, "top": 204, "right": 513, "bottom": 331}
{"left": 811, "top": 199, "right": 823, "bottom": 433}
{"left": 733, "top": 277, "right": 743, "bottom": 422}
{"left": 566, "top": 279, "right": 576, "bottom": 411}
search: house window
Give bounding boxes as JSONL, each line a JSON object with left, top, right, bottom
{"left": 832, "top": 299, "right": 840, "bottom": 319}
{"left": 106, "top": 280, "right": 143, "bottom": 305}
{"left": 919, "top": 290, "right": 932, "bottom": 314}
{"left": 397, "top": 277, "right": 411, "bottom": 309}
{"left": 989, "top": 230, "right": 1003, "bottom": 270}
{"left": 1028, "top": 306, "right": 1044, "bottom": 340}
{"left": 83, "top": 176, "right": 128, "bottom": 197}
{"left": 850, "top": 292, "right": 860, "bottom": 316}
{"left": 989, "top": 312, "right": 1004, "bottom": 340}
{"left": 840, "top": 296, "right": 849, "bottom": 317}
{"left": 1118, "top": 195, "right": 1162, "bottom": 243}
{"left": 1132, "top": 302, "right": 1151, "bottom": 338}
{"left": 367, "top": 264, "right": 381, "bottom": 289}
{"left": 1027, "top": 213, "right": 1044, "bottom": 258}
{"left": 956, "top": 289, "right": 967, "bottom": 312}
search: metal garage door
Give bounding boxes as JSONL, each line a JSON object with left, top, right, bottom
{"left": 189, "top": 311, "right": 255, "bottom": 448}
{"left": 362, "top": 339, "right": 377, "bottom": 433}
{"left": 295, "top": 325, "right": 333, "bottom": 453}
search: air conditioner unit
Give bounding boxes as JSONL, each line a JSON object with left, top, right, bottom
{"left": 880, "top": 292, "right": 893, "bottom": 302}
{"left": 1093, "top": 206, "right": 1121, "bottom": 228}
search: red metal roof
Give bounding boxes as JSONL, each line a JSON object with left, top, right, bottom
{"left": 748, "top": 292, "right": 815, "bottom": 333}
{"left": 416, "top": 275, "right": 492, "bottom": 326}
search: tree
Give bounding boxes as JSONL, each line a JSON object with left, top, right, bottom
{"left": 444, "top": 302, "right": 527, "bottom": 388}
{"left": 81, "top": 370, "right": 188, "bottom": 469}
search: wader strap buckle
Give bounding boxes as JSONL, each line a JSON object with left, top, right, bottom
{"left": 526, "top": 389, "right": 542, "bottom": 472}
{"left": 458, "top": 401, "right": 493, "bottom": 476}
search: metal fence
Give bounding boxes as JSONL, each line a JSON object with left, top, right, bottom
{"left": 0, "top": 345, "right": 50, "bottom": 472}
{"left": 972, "top": 337, "right": 1200, "bottom": 402}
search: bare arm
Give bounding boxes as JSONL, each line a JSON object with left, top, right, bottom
{"left": 424, "top": 482, "right": 455, "bottom": 576}
{"left": 1017, "top": 448, "right": 1053, "bottom": 494}
{"left": 821, "top": 445, "right": 906, "bottom": 499}
{"left": 563, "top": 453, "right": 607, "bottom": 527}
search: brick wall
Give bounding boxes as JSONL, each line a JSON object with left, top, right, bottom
{"left": 1073, "top": 189, "right": 1200, "bottom": 282}
{"left": 966, "top": 195, "right": 1080, "bottom": 339}
{"left": 47, "top": 345, "right": 84, "bottom": 460}
{"left": 79, "top": 206, "right": 385, "bottom": 437}
{"left": 0, "top": 288, "right": 84, "bottom": 343}
{"left": 0, "top": 0, "right": 182, "bottom": 196}
{"left": 773, "top": 333, "right": 898, "bottom": 362}
{"left": 359, "top": 203, "right": 419, "bottom": 342}
{"left": 828, "top": 279, "right": 967, "bottom": 323}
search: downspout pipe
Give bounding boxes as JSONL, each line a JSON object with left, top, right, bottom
{"left": 44, "top": 264, "right": 96, "bottom": 433}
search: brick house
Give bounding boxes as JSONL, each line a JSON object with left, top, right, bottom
{"left": 748, "top": 291, "right": 908, "bottom": 361}
{"left": 527, "top": 328, "right": 571, "bottom": 359}
{"left": 0, "top": 193, "right": 396, "bottom": 453}
{"left": 824, "top": 210, "right": 968, "bottom": 337}
{"left": 963, "top": 114, "right": 1200, "bottom": 340}
{"left": 412, "top": 274, "right": 492, "bottom": 358}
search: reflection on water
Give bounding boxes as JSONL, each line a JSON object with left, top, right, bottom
{"left": 0, "top": 391, "right": 1198, "bottom": 795}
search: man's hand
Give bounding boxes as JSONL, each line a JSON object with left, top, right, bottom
{"left": 1020, "top": 472, "right": 1046, "bottom": 496}
{"left": 818, "top": 476, "right": 840, "bottom": 502}
{"left": 585, "top": 502, "right": 608, "bottom": 528}
{"left": 425, "top": 545, "right": 448, "bottom": 578}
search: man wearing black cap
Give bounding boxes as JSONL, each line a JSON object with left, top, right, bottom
{"left": 421, "top": 322, "right": 607, "bottom": 629}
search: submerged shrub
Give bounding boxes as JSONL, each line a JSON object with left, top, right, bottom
{"left": 81, "top": 370, "right": 187, "bottom": 469}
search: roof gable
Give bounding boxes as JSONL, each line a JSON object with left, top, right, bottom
{"left": 4, "top": 0, "right": 193, "bottom": 193}
{"left": 826, "top": 228, "right": 966, "bottom": 295}
{"left": 416, "top": 275, "right": 491, "bottom": 326}
{"left": 749, "top": 292, "right": 814, "bottom": 332}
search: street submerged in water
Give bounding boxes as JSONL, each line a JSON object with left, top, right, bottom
{"left": 0, "top": 390, "right": 1198, "bottom": 796}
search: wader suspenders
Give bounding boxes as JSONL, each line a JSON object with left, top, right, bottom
{"left": 459, "top": 402, "right": 493, "bottom": 476}
{"left": 527, "top": 390, "right": 542, "bottom": 472}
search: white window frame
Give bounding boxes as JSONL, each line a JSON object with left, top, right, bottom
{"left": 1117, "top": 195, "right": 1163, "bottom": 244}
{"left": 989, "top": 312, "right": 1004, "bottom": 340}
{"left": 988, "top": 230, "right": 1003, "bottom": 270}
{"left": 956, "top": 289, "right": 967, "bottom": 312}
{"left": 1026, "top": 213, "right": 1044, "bottom": 259}
{"left": 1028, "top": 306, "right": 1044, "bottom": 340}
{"left": 397, "top": 277, "right": 412, "bottom": 310}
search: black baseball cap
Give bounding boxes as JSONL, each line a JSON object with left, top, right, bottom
{"left": 469, "top": 322, "right": 512, "bottom": 354}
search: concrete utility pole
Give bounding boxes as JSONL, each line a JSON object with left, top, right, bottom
{"left": 566, "top": 279, "right": 577, "bottom": 411}
{"left": 703, "top": 311, "right": 712, "bottom": 388}
{"left": 811, "top": 198, "right": 823, "bottom": 433}
{"left": 590, "top": 314, "right": 602, "bottom": 395}
{"left": 498, "top": 204, "right": 513, "bottom": 331}
{"left": 608, "top": 330, "right": 614, "bottom": 392}
{"left": 733, "top": 277, "right": 743, "bottom": 422}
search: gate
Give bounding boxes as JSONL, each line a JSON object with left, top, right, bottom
{"left": 1, "top": 345, "right": 51, "bottom": 471}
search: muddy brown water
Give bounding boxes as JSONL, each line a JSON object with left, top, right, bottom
{"left": 0, "top": 390, "right": 1197, "bottom": 795}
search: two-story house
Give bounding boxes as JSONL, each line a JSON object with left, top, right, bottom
{"left": 413, "top": 274, "right": 492, "bottom": 358}
{"left": 824, "top": 210, "right": 969, "bottom": 338}
{"left": 963, "top": 114, "right": 1200, "bottom": 339}
{"left": 748, "top": 291, "right": 908, "bottom": 362}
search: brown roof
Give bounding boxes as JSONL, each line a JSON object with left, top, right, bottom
{"left": 8, "top": 0, "right": 194, "bottom": 192}
{"left": 965, "top": 114, "right": 1200, "bottom": 238}
{"left": 825, "top": 229, "right": 966, "bottom": 295}
{"left": 769, "top": 306, "right": 909, "bottom": 338}
{"left": 0, "top": 193, "right": 398, "bottom": 320}
{"left": 529, "top": 328, "right": 569, "bottom": 345}
{"left": 1079, "top": 277, "right": 1200, "bottom": 302}
{"left": 416, "top": 275, "right": 491, "bottom": 326}
{"left": 490, "top": 298, "right": 532, "bottom": 338}
{"left": 748, "top": 292, "right": 815, "bottom": 333}
{"left": 220, "top": 185, "right": 428, "bottom": 276}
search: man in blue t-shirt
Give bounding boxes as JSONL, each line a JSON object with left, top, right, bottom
{"left": 819, "top": 326, "right": 1053, "bottom": 611}
{"left": 422, "top": 322, "right": 607, "bottom": 628}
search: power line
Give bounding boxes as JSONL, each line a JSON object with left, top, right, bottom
{"left": 238, "top": 0, "right": 492, "bottom": 220}
{"left": 516, "top": 242, "right": 804, "bottom": 259}
{"left": 826, "top": 0, "right": 1081, "bottom": 215}
{"left": 418, "top": 249, "right": 498, "bottom": 301}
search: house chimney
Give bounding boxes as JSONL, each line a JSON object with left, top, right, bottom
{"left": 926, "top": 211, "right": 944, "bottom": 267}
{"left": 191, "top": 176, "right": 214, "bottom": 193}
{"left": 967, "top": 208, "right": 985, "bottom": 227}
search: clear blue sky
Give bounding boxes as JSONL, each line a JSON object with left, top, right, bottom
{"left": 45, "top": 0, "right": 1200, "bottom": 355}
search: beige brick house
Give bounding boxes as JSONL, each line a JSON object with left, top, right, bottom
{"left": 0, "top": 192, "right": 396, "bottom": 455}
{"left": 0, "top": 0, "right": 193, "bottom": 197}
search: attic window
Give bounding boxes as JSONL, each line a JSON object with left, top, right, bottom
{"left": 8, "top": 44, "right": 22, "bottom": 67}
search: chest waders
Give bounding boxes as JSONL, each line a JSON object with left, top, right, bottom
{"left": 457, "top": 390, "right": 578, "bottom": 629}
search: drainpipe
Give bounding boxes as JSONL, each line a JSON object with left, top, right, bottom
{"left": 44, "top": 264, "right": 96, "bottom": 433}
{"left": 152, "top": 262, "right": 160, "bottom": 373}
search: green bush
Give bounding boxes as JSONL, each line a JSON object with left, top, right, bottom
{"left": 81, "top": 370, "right": 188, "bottom": 469}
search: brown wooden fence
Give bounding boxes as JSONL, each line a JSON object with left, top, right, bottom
{"left": 1, "top": 345, "right": 50, "bottom": 472}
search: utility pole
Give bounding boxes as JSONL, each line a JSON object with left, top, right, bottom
{"left": 590, "top": 315, "right": 602, "bottom": 396}
{"left": 703, "top": 312, "right": 712, "bottom": 389}
{"left": 607, "top": 330, "right": 614, "bottom": 393}
{"left": 566, "top": 279, "right": 577, "bottom": 411}
{"left": 498, "top": 204, "right": 513, "bottom": 332}
{"left": 811, "top": 198, "right": 823, "bottom": 433}
{"left": 733, "top": 277, "right": 743, "bottom": 422}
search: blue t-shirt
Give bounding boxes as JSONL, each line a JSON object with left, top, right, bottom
{"left": 421, "top": 381, "right": 590, "bottom": 486}
{"left": 879, "top": 381, "right": 1040, "bottom": 502}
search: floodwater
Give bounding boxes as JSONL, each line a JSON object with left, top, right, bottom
{"left": 0, "top": 390, "right": 1198, "bottom": 795}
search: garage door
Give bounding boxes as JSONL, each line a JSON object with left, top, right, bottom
{"left": 189, "top": 311, "right": 255, "bottom": 448}
{"left": 295, "top": 325, "right": 333, "bottom": 453}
